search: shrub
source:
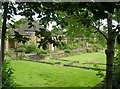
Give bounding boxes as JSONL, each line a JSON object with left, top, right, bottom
{"left": 36, "top": 48, "right": 46, "bottom": 54}
{"left": 25, "top": 44, "right": 37, "bottom": 53}
{"left": 58, "top": 40, "right": 80, "bottom": 50}
{"left": 86, "top": 48, "right": 93, "bottom": 53}
{"left": 93, "top": 64, "right": 104, "bottom": 78}
{"left": 5, "top": 50, "right": 14, "bottom": 58}
{"left": 2, "top": 61, "right": 18, "bottom": 88}
{"left": 17, "top": 53, "right": 29, "bottom": 60}
{"left": 16, "top": 45, "right": 26, "bottom": 52}
{"left": 36, "top": 48, "right": 49, "bottom": 58}
{"left": 4, "top": 50, "right": 16, "bottom": 60}
{"left": 91, "top": 44, "right": 104, "bottom": 52}
{"left": 17, "top": 47, "right": 26, "bottom": 52}
{"left": 16, "top": 44, "right": 37, "bottom": 53}
{"left": 64, "top": 49, "right": 70, "bottom": 53}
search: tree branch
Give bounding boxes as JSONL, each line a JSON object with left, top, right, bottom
{"left": 92, "top": 23, "right": 108, "bottom": 41}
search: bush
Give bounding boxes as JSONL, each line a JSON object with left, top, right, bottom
{"left": 25, "top": 44, "right": 37, "bottom": 53}
{"left": 17, "top": 47, "right": 26, "bottom": 52}
{"left": 93, "top": 64, "right": 104, "bottom": 78}
{"left": 5, "top": 50, "right": 14, "bottom": 58}
{"left": 58, "top": 40, "right": 80, "bottom": 50}
{"left": 64, "top": 49, "right": 70, "bottom": 53}
{"left": 113, "top": 46, "right": 120, "bottom": 89}
{"left": 17, "top": 53, "right": 29, "bottom": 60}
{"left": 16, "top": 45, "right": 26, "bottom": 52}
{"left": 17, "top": 44, "right": 37, "bottom": 53}
{"left": 36, "top": 48, "right": 46, "bottom": 54}
{"left": 4, "top": 50, "right": 16, "bottom": 60}
{"left": 91, "top": 44, "right": 104, "bottom": 52}
{"left": 58, "top": 42, "right": 68, "bottom": 50}
{"left": 36, "top": 48, "right": 49, "bottom": 58}
{"left": 86, "top": 48, "right": 93, "bottom": 53}
{"left": 2, "top": 61, "right": 18, "bottom": 88}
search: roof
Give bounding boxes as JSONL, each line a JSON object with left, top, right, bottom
{"left": 8, "top": 22, "right": 49, "bottom": 36}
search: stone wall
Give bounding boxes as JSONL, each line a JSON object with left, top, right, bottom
{"left": 27, "top": 49, "right": 86, "bottom": 61}
{"left": 50, "top": 49, "right": 85, "bottom": 59}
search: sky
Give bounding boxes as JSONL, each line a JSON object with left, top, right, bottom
{"left": 0, "top": 9, "right": 118, "bottom": 31}
{"left": 12, "top": 15, "right": 56, "bottom": 31}
{"left": 13, "top": 15, "right": 118, "bottom": 31}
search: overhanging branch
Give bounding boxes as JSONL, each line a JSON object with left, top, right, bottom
{"left": 92, "top": 22, "right": 108, "bottom": 41}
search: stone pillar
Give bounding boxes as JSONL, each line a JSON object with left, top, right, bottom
{"left": 49, "top": 43, "right": 55, "bottom": 52}
{"left": 5, "top": 39, "right": 9, "bottom": 51}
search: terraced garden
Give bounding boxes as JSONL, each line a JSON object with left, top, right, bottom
{"left": 39, "top": 52, "right": 106, "bottom": 70}
{"left": 9, "top": 52, "right": 106, "bottom": 88}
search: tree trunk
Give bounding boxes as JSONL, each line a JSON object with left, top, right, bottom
{"left": 105, "top": 14, "right": 115, "bottom": 89}
{"left": 1, "top": 2, "right": 9, "bottom": 63}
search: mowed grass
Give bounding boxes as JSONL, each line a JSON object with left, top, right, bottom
{"left": 60, "top": 52, "right": 106, "bottom": 64}
{"left": 40, "top": 52, "right": 106, "bottom": 68}
{"left": 10, "top": 59, "right": 104, "bottom": 87}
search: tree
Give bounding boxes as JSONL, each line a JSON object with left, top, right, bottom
{"left": 40, "top": 3, "right": 119, "bottom": 89}
{"left": 1, "top": 2, "right": 120, "bottom": 89}
{"left": 30, "top": 3, "right": 119, "bottom": 88}
{"left": 1, "top": 2, "right": 9, "bottom": 63}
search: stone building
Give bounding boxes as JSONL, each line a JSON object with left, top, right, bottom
{"left": 5, "top": 21, "right": 55, "bottom": 51}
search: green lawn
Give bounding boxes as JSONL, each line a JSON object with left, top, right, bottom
{"left": 60, "top": 52, "right": 106, "bottom": 64}
{"left": 9, "top": 52, "right": 106, "bottom": 87}
{"left": 40, "top": 52, "right": 106, "bottom": 69}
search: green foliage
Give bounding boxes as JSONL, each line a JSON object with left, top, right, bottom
{"left": 36, "top": 48, "right": 47, "bottom": 54}
{"left": 17, "top": 44, "right": 37, "bottom": 53}
{"left": 37, "top": 35, "right": 62, "bottom": 50}
{"left": 2, "top": 61, "right": 18, "bottom": 88}
{"left": 93, "top": 64, "right": 105, "bottom": 78}
{"left": 13, "top": 18, "right": 27, "bottom": 28}
{"left": 58, "top": 42, "right": 67, "bottom": 50}
{"left": 17, "top": 53, "right": 29, "bottom": 60}
{"left": 113, "top": 45, "right": 120, "bottom": 89}
{"left": 86, "top": 48, "right": 93, "bottom": 53}
{"left": 25, "top": 44, "right": 37, "bottom": 53}
{"left": 91, "top": 44, "right": 104, "bottom": 52}
{"left": 17, "top": 44, "right": 50, "bottom": 57}
{"left": 65, "top": 16, "right": 86, "bottom": 38}
{"left": 5, "top": 49, "right": 29, "bottom": 60}
{"left": 2, "top": 2, "right": 120, "bottom": 88}
{"left": 9, "top": 2, "right": 118, "bottom": 54}
{"left": 117, "top": 34, "right": 120, "bottom": 44}
{"left": 36, "top": 48, "right": 49, "bottom": 58}
{"left": 16, "top": 45, "right": 26, "bottom": 52}
{"left": 58, "top": 39, "right": 80, "bottom": 51}
{"left": 64, "top": 49, "right": 70, "bottom": 53}
{"left": 14, "top": 31, "right": 30, "bottom": 44}
{"left": 5, "top": 30, "right": 14, "bottom": 40}
{"left": 5, "top": 50, "right": 13, "bottom": 58}
{"left": 4, "top": 50, "right": 16, "bottom": 60}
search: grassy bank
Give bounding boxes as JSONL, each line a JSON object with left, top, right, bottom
{"left": 9, "top": 52, "right": 106, "bottom": 87}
